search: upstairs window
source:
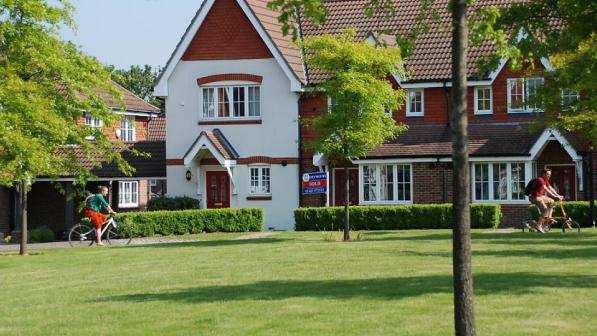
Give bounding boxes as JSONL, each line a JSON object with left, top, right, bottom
{"left": 201, "top": 86, "right": 260, "bottom": 119}
{"left": 406, "top": 89, "right": 424, "bottom": 116}
{"left": 507, "top": 77, "right": 544, "bottom": 113}
{"left": 561, "top": 89, "right": 580, "bottom": 111}
{"left": 120, "top": 115, "right": 135, "bottom": 142}
{"left": 474, "top": 87, "right": 492, "bottom": 115}
{"left": 85, "top": 113, "right": 103, "bottom": 128}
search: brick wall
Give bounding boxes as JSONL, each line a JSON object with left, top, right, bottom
{"left": 0, "top": 186, "right": 10, "bottom": 234}
{"left": 139, "top": 179, "right": 149, "bottom": 211}
{"left": 182, "top": 0, "right": 272, "bottom": 60}
{"left": 501, "top": 204, "right": 531, "bottom": 227}
{"left": 412, "top": 162, "right": 453, "bottom": 204}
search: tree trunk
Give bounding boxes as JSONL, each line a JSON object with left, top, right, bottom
{"left": 451, "top": 1, "right": 476, "bottom": 335}
{"left": 20, "top": 180, "right": 28, "bottom": 256}
{"left": 343, "top": 161, "right": 350, "bottom": 241}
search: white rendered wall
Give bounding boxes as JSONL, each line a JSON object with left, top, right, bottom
{"left": 165, "top": 58, "right": 300, "bottom": 230}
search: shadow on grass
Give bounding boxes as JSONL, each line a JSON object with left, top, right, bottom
{"left": 127, "top": 237, "right": 290, "bottom": 249}
{"left": 104, "top": 272, "right": 597, "bottom": 304}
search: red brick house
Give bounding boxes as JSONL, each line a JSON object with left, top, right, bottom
{"left": 0, "top": 85, "right": 165, "bottom": 238}
{"left": 155, "top": 0, "right": 594, "bottom": 229}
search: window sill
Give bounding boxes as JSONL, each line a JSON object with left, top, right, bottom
{"left": 198, "top": 119, "right": 262, "bottom": 125}
{"left": 246, "top": 195, "right": 272, "bottom": 201}
{"left": 405, "top": 115, "right": 424, "bottom": 118}
{"left": 118, "top": 204, "right": 139, "bottom": 209}
{"left": 474, "top": 111, "right": 493, "bottom": 116}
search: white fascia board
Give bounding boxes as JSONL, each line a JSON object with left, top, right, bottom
{"left": 469, "top": 156, "right": 531, "bottom": 162}
{"left": 237, "top": 0, "right": 302, "bottom": 91}
{"left": 183, "top": 137, "right": 227, "bottom": 166}
{"left": 113, "top": 110, "right": 160, "bottom": 118}
{"left": 529, "top": 128, "right": 580, "bottom": 161}
{"left": 224, "top": 160, "right": 237, "bottom": 168}
{"left": 540, "top": 57, "right": 554, "bottom": 71}
{"left": 488, "top": 58, "right": 508, "bottom": 84}
{"left": 154, "top": 0, "right": 216, "bottom": 97}
{"left": 398, "top": 80, "right": 492, "bottom": 89}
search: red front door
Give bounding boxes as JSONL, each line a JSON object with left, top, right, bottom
{"left": 547, "top": 165, "right": 576, "bottom": 201}
{"left": 206, "top": 171, "right": 230, "bottom": 208}
{"left": 334, "top": 169, "right": 359, "bottom": 206}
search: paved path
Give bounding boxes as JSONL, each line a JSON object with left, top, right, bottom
{"left": 0, "top": 231, "right": 279, "bottom": 252}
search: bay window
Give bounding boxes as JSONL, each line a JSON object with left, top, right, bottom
{"left": 201, "top": 85, "right": 260, "bottom": 119}
{"left": 473, "top": 162, "right": 527, "bottom": 202}
{"left": 361, "top": 164, "right": 412, "bottom": 203}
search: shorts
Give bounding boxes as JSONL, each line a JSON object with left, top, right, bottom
{"left": 530, "top": 196, "right": 554, "bottom": 218}
{"left": 84, "top": 209, "right": 106, "bottom": 229}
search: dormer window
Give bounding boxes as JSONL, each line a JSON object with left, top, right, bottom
{"left": 507, "top": 77, "right": 544, "bottom": 113}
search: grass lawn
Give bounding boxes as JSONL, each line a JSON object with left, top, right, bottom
{"left": 1, "top": 229, "right": 596, "bottom": 335}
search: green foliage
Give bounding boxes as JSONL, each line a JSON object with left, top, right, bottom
{"left": 295, "top": 204, "right": 501, "bottom": 231}
{"left": 147, "top": 196, "right": 201, "bottom": 211}
{"left": 29, "top": 227, "right": 54, "bottom": 242}
{"left": 300, "top": 29, "right": 407, "bottom": 161}
{"left": 472, "top": 0, "right": 597, "bottom": 143}
{"left": 0, "top": 0, "right": 131, "bottom": 189}
{"left": 529, "top": 201, "right": 592, "bottom": 227}
{"left": 110, "top": 64, "right": 163, "bottom": 111}
{"left": 117, "top": 208, "right": 264, "bottom": 237}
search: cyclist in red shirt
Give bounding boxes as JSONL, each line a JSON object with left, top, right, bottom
{"left": 529, "top": 168, "right": 564, "bottom": 233}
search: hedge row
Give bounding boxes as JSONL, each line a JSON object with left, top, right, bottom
{"left": 147, "top": 196, "right": 200, "bottom": 211}
{"left": 117, "top": 208, "right": 264, "bottom": 237}
{"left": 529, "top": 201, "right": 593, "bottom": 227}
{"left": 294, "top": 204, "right": 501, "bottom": 231}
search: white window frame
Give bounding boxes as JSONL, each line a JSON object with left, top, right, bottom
{"left": 406, "top": 89, "right": 424, "bottom": 117}
{"left": 474, "top": 86, "right": 493, "bottom": 115}
{"left": 119, "top": 181, "right": 139, "bottom": 208}
{"left": 471, "top": 162, "right": 529, "bottom": 204}
{"left": 359, "top": 163, "right": 413, "bottom": 204}
{"left": 507, "top": 77, "right": 544, "bottom": 113}
{"left": 120, "top": 115, "right": 136, "bottom": 142}
{"left": 85, "top": 113, "right": 103, "bottom": 128}
{"left": 248, "top": 165, "right": 271, "bottom": 195}
{"left": 561, "top": 89, "right": 580, "bottom": 111}
{"left": 200, "top": 85, "right": 261, "bottom": 120}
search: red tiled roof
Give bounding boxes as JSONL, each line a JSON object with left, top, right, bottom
{"left": 148, "top": 117, "right": 166, "bottom": 141}
{"left": 98, "top": 82, "right": 161, "bottom": 113}
{"left": 367, "top": 123, "right": 542, "bottom": 158}
{"left": 246, "top": 0, "right": 306, "bottom": 83}
{"left": 300, "top": 0, "right": 517, "bottom": 83}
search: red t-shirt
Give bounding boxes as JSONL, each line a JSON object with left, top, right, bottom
{"left": 531, "top": 177, "right": 551, "bottom": 198}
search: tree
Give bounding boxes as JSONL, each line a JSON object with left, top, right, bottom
{"left": 450, "top": 0, "right": 476, "bottom": 334}
{"left": 472, "top": 0, "right": 597, "bottom": 228}
{"left": 110, "top": 64, "right": 164, "bottom": 111}
{"left": 268, "top": 0, "right": 477, "bottom": 333}
{"left": 300, "top": 29, "right": 407, "bottom": 241}
{"left": 0, "top": 0, "right": 131, "bottom": 255}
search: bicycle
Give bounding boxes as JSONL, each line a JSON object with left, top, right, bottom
{"left": 522, "top": 200, "right": 581, "bottom": 233}
{"left": 68, "top": 214, "right": 133, "bottom": 246}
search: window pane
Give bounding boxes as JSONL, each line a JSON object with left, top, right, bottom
{"left": 396, "top": 165, "right": 411, "bottom": 201}
{"left": 233, "top": 87, "right": 245, "bottom": 117}
{"left": 509, "top": 79, "right": 524, "bottom": 109}
{"left": 526, "top": 78, "right": 543, "bottom": 110}
{"left": 363, "top": 165, "right": 377, "bottom": 201}
{"left": 203, "top": 88, "right": 215, "bottom": 118}
{"left": 477, "top": 87, "right": 491, "bottom": 112}
{"left": 248, "top": 87, "right": 260, "bottom": 117}
{"left": 250, "top": 168, "right": 259, "bottom": 194}
{"left": 218, "top": 88, "right": 230, "bottom": 117}
{"left": 409, "top": 90, "right": 422, "bottom": 114}
{"left": 262, "top": 168, "right": 270, "bottom": 194}
{"left": 131, "top": 182, "right": 138, "bottom": 204}
{"left": 474, "top": 164, "right": 489, "bottom": 200}
{"left": 380, "top": 165, "right": 393, "bottom": 201}
{"left": 493, "top": 163, "right": 508, "bottom": 200}
{"left": 511, "top": 163, "right": 525, "bottom": 200}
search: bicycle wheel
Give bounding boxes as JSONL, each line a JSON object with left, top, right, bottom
{"left": 106, "top": 222, "right": 133, "bottom": 245}
{"left": 562, "top": 219, "right": 581, "bottom": 233}
{"left": 68, "top": 223, "right": 95, "bottom": 247}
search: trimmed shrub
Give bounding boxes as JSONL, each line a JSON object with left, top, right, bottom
{"left": 147, "top": 196, "right": 200, "bottom": 211}
{"left": 117, "top": 208, "right": 264, "bottom": 237}
{"left": 295, "top": 203, "right": 501, "bottom": 231}
{"left": 29, "top": 227, "right": 55, "bottom": 242}
{"left": 529, "top": 201, "right": 592, "bottom": 227}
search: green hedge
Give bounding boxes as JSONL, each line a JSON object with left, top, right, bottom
{"left": 147, "top": 196, "right": 200, "bottom": 211}
{"left": 294, "top": 204, "right": 501, "bottom": 231}
{"left": 117, "top": 208, "right": 264, "bottom": 237}
{"left": 29, "top": 227, "right": 55, "bottom": 242}
{"left": 529, "top": 201, "right": 593, "bottom": 227}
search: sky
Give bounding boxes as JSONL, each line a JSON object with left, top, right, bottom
{"left": 57, "top": 0, "right": 203, "bottom": 70}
